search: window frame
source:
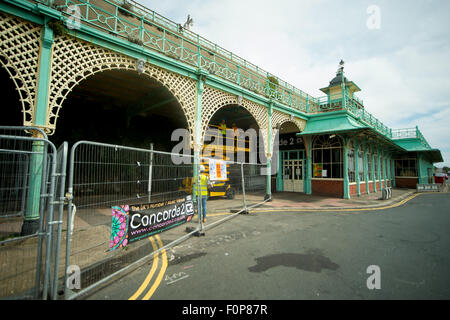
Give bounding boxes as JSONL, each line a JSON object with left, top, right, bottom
{"left": 312, "top": 135, "right": 343, "bottom": 179}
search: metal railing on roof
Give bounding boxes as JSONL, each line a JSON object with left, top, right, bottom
{"left": 391, "top": 127, "right": 432, "bottom": 149}
{"left": 27, "top": 0, "right": 430, "bottom": 147}
{"left": 35, "top": 0, "right": 315, "bottom": 112}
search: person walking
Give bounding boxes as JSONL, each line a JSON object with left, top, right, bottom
{"left": 194, "top": 165, "right": 211, "bottom": 223}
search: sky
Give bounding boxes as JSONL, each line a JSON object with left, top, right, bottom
{"left": 137, "top": 0, "right": 450, "bottom": 167}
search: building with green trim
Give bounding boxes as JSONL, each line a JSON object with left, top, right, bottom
{"left": 277, "top": 61, "right": 443, "bottom": 198}
{"left": 0, "top": 0, "right": 444, "bottom": 210}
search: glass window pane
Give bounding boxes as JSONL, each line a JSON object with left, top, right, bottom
{"left": 313, "top": 150, "right": 321, "bottom": 163}
{"left": 323, "top": 149, "right": 331, "bottom": 163}
{"left": 322, "top": 163, "right": 331, "bottom": 178}
{"left": 332, "top": 148, "right": 341, "bottom": 163}
{"left": 331, "top": 163, "right": 342, "bottom": 178}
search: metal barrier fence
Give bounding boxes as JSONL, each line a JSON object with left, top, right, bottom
{"left": 0, "top": 126, "right": 66, "bottom": 300}
{"left": 0, "top": 131, "right": 269, "bottom": 299}
{"left": 64, "top": 141, "right": 269, "bottom": 299}
{"left": 64, "top": 141, "right": 193, "bottom": 299}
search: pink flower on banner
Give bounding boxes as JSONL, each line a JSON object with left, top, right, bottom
{"left": 114, "top": 236, "right": 120, "bottom": 244}
{"left": 118, "top": 230, "right": 124, "bottom": 237}
{"left": 120, "top": 223, "right": 126, "bottom": 230}
{"left": 122, "top": 239, "right": 128, "bottom": 247}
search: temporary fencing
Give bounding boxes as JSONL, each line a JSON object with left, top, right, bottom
{"left": 0, "top": 130, "right": 270, "bottom": 300}
{"left": 64, "top": 141, "right": 197, "bottom": 299}
{"left": 65, "top": 141, "right": 270, "bottom": 299}
{"left": 0, "top": 127, "right": 66, "bottom": 300}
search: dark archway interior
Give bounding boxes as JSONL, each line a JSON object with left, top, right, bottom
{"left": 207, "top": 104, "right": 264, "bottom": 162}
{"left": 209, "top": 104, "right": 258, "bottom": 132}
{"left": 278, "top": 121, "right": 304, "bottom": 150}
{"left": 0, "top": 64, "right": 23, "bottom": 126}
{"left": 51, "top": 69, "right": 188, "bottom": 152}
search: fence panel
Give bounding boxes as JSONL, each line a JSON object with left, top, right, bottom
{"left": 1, "top": 130, "right": 270, "bottom": 299}
{"left": 64, "top": 141, "right": 271, "bottom": 299}
{"left": 65, "top": 141, "right": 198, "bottom": 299}
{"left": 46, "top": 142, "right": 69, "bottom": 300}
{"left": 241, "top": 162, "right": 269, "bottom": 210}
{"left": 0, "top": 126, "right": 58, "bottom": 300}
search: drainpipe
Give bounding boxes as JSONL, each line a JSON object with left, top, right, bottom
{"left": 22, "top": 20, "right": 54, "bottom": 236}
{"left": 265, "top": 102, "right": 273, "bottom": 201}
{"left": 364, "top": 141, "right": 370, "bottom": 194}
{"left": 193, "top": 72, "right": 206, "bottom": 203}
{"left": 355, "top": 139, "right": 360, "bottom": 196}
{"left": 343, "top": 137, "right": 350, "bottom": 199}
{"left": 304, "top": 136, "right": 312, "bottom": 195}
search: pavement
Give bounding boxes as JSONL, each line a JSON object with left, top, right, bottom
{"left": 208, "top": 187, "right": 417, "bottom": 213}
{"left": 0, "top": 186, "right": 433, "bottom": 299}
{"left": 67, "top": 187, "right": 420, "bottom": 298}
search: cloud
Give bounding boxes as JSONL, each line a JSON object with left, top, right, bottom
{"left": 138, "top": 0, "right": 450, "bottom": 166}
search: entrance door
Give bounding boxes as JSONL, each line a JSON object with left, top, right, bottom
{"left": 283, "top": 160, "right": 303, "bottom": 192}
{"left": 293, "top": 160, "right": 303, "bottom": 192}
{"left": 283, "top": 160, "right": 293, "bottom": 192}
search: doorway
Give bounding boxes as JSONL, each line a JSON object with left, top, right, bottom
{"left": 283, "top": 159, "right": 303, "bottom": 192}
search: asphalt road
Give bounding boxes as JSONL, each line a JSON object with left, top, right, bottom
{"left": 86, "top": 192, "right": 450, "bottom": 300}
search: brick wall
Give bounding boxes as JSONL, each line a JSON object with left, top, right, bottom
{"left": 359, "top": 182, "right": 367, "bottom": 195}
{"left": 311, "top": 179, "right": 343, "bottom": 197}
{"left": 395, "top": 177, "right": 418, "bottom": 188}
{"left": 349, "top": 184, "right": 357, "bottom": 196}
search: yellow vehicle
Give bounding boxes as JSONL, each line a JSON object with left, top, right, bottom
{"left": 179, "top": 158, "right": 235, "bottom": 199}
{"left": 180, "top": 123, "right": 252, "bottom": 199}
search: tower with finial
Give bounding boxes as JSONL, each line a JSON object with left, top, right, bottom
{"left": 320, "top": 60, "right": 362, "bottom": 107}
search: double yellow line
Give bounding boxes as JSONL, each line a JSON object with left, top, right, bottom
{"left": 128, "top": 192, "right": 421, "bottom": 299}
{"left": 246, "top": 192, "right": 421, "bottom": 214}
{"left": 208, "top": 192, "right": 421, "bottom": 216}
{"left": 128, "top": 235, "right": 168, "bottom": 300}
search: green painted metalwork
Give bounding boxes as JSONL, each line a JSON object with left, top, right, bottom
{"left": 276, "top": 151, "right": 283, "bottom": 192}
{"left": 391, "top": 126, "right": 432, "bottom": 150}
{"left": 383, "top": 151, "right": 387, "bottom": 188}
{"left": 1, "top": 0, "right": 45, "bottom": 24}
{"left": 304, "top": 136, "right": 312, "bottom": 195}
{"left": 371, "top": 146, "right": 377, "bottom": 193}
{"left": 363, "top": 140, "right": 370, "bottom": 194}
{"left": 24, "top": 20, "right": 54, "bottom": 224}
{"left": 28, "top": 0, "right": 315, "bottom": 112}
{"left": 0, "top": 0, "right": 444, "bottom": 213}
{"left": 377, "top": 148, "right": 382, "bottom": 190}
{"left": 266, "top": 102, "right": 273, "bottom": 197}
{"left": 343, "top": 138, "right": 349, "bottom": 199}
{"left": 354, "top": 139, "right": 360, "bottom": 196}
{"left": 193, "top": 73, "right": 205, "bottom": 201}
{"left": 35, "top": 20, "right": 54, "bottom": 126}
{"left": 1, "top": 0, "right": 442, "bottom": 174}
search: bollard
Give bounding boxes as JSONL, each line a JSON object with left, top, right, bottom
{"left": 382, "top": 187, "right": 392, "bottom": 200}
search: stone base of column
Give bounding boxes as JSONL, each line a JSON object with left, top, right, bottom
{"left": 264, "top": 194, "right": 272, "bottom": 202}
{"left": 21, "top": 218, "right": 40, "bottom": 236}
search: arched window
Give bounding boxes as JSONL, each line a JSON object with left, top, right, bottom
{"left": 312, "top": 135, "right": 343, "bottom": 179}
